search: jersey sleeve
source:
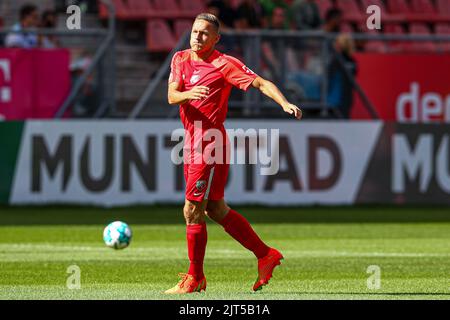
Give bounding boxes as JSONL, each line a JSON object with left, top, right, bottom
{"left": 168, "top": 51, "right": 183, "bottom": 86}
{"left": 222, "top": 55, "right": 258, "bottom": 91}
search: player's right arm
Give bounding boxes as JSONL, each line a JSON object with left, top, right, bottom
{"left": 167, "top": 82, "right": 210, "bottom": 105}
{"left": 167, "top": 51, "right": 210, "bottom": 105}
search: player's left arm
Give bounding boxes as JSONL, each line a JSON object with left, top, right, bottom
{"left": 251, "top": 76, "right": 302, "bottom": 120}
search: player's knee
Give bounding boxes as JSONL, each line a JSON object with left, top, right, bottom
{"left": 183, "top": 201, "right": 205, "bottom": 224}
{"left": 205, "top": 203, "right": 230, "bottom": 223}
{"left": 183, "top": 203, "right": 196, "bottom": 222}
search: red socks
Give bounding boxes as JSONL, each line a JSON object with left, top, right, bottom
{"left": 186, "top": 210, "right": 269, "bottom": 280}
{"left": 219, "top": 209, "right": 270, "bottom": 259}
{"left": 186, "top": 222, "right": 207, "bottom": 280}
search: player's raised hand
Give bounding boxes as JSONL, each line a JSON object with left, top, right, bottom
{"left": 282, "top": 103, "right": 302, "bottom": 120}
{"left": 185, "top": 86, "right": 210, "bottom": 100}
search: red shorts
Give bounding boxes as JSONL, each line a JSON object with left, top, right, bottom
{"left": 183, "top": 130, "right": 230, "bottom": 202}
{"left": 184, "top": 162, "right": 229, "bottom": 202}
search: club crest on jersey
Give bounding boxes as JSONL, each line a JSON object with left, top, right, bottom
{"left": 242, "top": 65, "right": 255, "bottom": 75}
{"left": 196, "top": 180, "right": 207, "bottom": 191}
{"left": 190, "top": 74, "right": 200, "bottom": 84}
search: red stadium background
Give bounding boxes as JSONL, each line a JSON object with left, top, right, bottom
{"left": 352, "top": 53, "right": 450, "bottom": 122}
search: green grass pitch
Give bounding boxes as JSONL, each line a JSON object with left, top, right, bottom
{"left": 0, "top": 205, "right": 449, "bottom": 300}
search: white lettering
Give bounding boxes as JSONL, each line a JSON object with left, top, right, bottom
{"left": 366, "top": 5, "right": 381, "bottom": 30}
{"left": 392, "top": 134, "right": 432, "bottom": 193}
{"left": 396, "top": 82, "right": 450, "bottom": 123}
{"left": 66, "top": 5, "right": 81, "bottom": 30}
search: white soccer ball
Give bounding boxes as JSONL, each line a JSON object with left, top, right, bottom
{"left": 103, "top": 221, "right": 132, "bottom": 249}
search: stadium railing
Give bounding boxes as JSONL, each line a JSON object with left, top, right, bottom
{"left": 127, "top": 29, "right": 449, "bottom": 120}
{"left": 55, "top": 0, "right": 116, "bottom": 118}
{"left": 0, "top": 0, "right": 117, "bottom": 119}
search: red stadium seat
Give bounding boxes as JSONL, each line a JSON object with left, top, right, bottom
{"left": 336, "top": 0, "right": 364, "bottom": 22}
{"left": 439, "top": 42, "right": 450, "bottom": 52}
{"left": 409, "top": 23, "right": 435, "bottom": 39}
{"left": 359, "top": 24, "right": 387, "bottom": 52}
{"left": 410, "top": 23, "right": 431, "bottom": 33}
{"left": 411, "top": 0, "right": 436, "bottom": 14}
{"left": 340, "top": 23, "right": 354, "bottom": 33}
{"left": 97, "top": 0, "right": 221, "bottom": 20}
{"left": 384, "top": 24, "right": 407, "bottom": 52}
{"left": 146, "top": 19, "right": 177, "bottom": 52}
{"left": 436, "top": 0, "right": 450, "bottom": 15}
{"left": 127, "top": 0, "right": 153, "bottom": 12}
{"left": 98, "top": 0, "right": 108, "bottom": 18}
{"left": 386, "top": 0, "right": 412, "bottom": 14}
{"left": 384, "top": 23, "right": 439, "bottom": 52}
{"left": 384, "top": 24, "right": 405, "bottom": 34}
{"left": 360, "top": 0, "right": 386, "bottom": 12}
{"left": 111, "top": 0, "right": 128, "bottom": 18}
{"left": 409, "top": 0, "right": 442, "bottom": 22}
{"left": 150, "top": 0, "right": 196, "bottom": 18}
{"left": 98, "top": 0, "right": 128, "bottom": 19}
{"left": 406, "top": 23, "right": 437, "bottom": 52}
{"left": 174, "top": 19, "right": 193, "bottom": 40}
{"left": 387, "top": 0, "right": 443, "bottom": 22}
{"left": 360, "top": 0, "right": 397, "bottom": 22}
{"left": 435, "top": 23, "right": 450, "bottom": 52}
{"left": 365, "top": 41, "right": 387, "bottom": 53}
{"left": 435, "top": 23, "right": 450, "bottom": 34}
{"left": 127, "top": 0, "right": 154, "bottom": 19}
{"left": 151, "top": 0, "right": 179, "bottom": 11}
{"left": 178, "top": 0, "right": 206, "bottom": 15}
{"left": 315, "top": 0, "right": 333, "bottom": 20}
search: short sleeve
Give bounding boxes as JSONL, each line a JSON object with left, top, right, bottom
{"left": 222, "top": 55, "right": 258, "bottom": 91}
{"left": 168, "top": 51, "right": 183, "bottom": 86}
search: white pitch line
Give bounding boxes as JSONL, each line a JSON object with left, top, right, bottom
{"left": 0, "top": 244, "right": 449, "bottom": 259}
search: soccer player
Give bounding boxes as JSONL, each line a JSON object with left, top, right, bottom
{"left": 165, "top": 13, "right": 302, "bottom": 294}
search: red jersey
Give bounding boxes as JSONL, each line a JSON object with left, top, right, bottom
{"left": 169, "top": 49, "right": 258, "bottom": 131}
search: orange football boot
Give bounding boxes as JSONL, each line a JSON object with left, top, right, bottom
{"left": 253, "top": 248, "right": 284, "bottom": 291}
{"left": 164, "top": 273, "right": 207, "bottom": 294}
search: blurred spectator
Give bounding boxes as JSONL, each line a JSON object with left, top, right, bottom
{"left": 259, "top": 0, "right": 289, "bottom": 16}
{"left": 292, "top": 0, "right": 322, "bottom": 30}
{"left": 40, "top": 10, "right": 60, "bottom": 48}
{"left": 206, "top": 0, "right": 237, "bottom": 29}
{"left": 5, "top": 4, "right": 39, "bottom": 48}
{"left": 70, "top": 51, "right": 99, "bottom": 117}
{"left": 207, "top": 1, "right": 239, "bottom": 54}
{"left": 258, "top": 0, "right": 290, "bottom": 27}
{"left": 0, "top": 17, "right": 4, "bottom": 46}
{"left": 322, "top": 8, "right": 342, "bottom": 33}
{"left": 235, "top": 0, "right": 264, "bottom": 29}
{"left": 267, "top": 7, "right": 289, "bottom": 30}
{"left": 262, "top": 7, "right": 299, "bottom": 79}
{"left": 327, "top": 33, "right": 358, "bottom": 118}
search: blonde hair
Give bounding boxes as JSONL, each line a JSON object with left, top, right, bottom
{"left": 195, "top": 13, "right": 220, "bottom": 33}
{"left": 335, "top": 33, "right": 355, "bottom": 55}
